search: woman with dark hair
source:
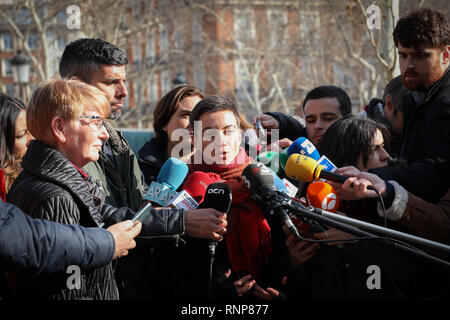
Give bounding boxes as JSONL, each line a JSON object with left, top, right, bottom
{"left": 317, "top": 116, "right": 391, "bottom": 171}
{"left": 285, "top": 117, "right": 410, "bottom": 300}
{"left": 138, "top": 85, "right": 205, "bottom": 185}
{"left": 0, "top": 94, "right": 33, "bottom": 194}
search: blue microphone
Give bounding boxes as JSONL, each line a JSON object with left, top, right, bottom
{"left": 287, "top": 137, "right": 320, "bottom": 160}
{"left": 144, "top": 158, "right": 189, "bottom": 206}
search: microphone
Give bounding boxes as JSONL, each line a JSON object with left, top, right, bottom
{"left": 306, "top": 181, "right": 340, "bottom": 213}
{"left": 242, "top": 163, "right": 301, "bottom": 239}
{"left": 264, "top": 165, "right": 298, "bottom": 197}
{"left": 257, "top": 151, "right": 282, "bottom": 175}
{"left": 287, "top": 137, "right": 320, "bottom": 160}
{"left": 198, "top": 182, "right": 233, "bottom": 258}
{"left": 286, "top": 137, "right": 339, "bottom": 172}
{"left": 285, "top": 153, "right": 349, "bottom": 183}
{"left": 171, "top": 171, "right": 219, "bottom": 210}
{"left": 144, "top": 158, "right": 189, "bottom": 206}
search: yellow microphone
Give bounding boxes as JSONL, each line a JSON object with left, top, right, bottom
{"left": 285, "top": 153, "right": 348, "bottom": 183}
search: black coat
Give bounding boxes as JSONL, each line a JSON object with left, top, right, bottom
{"left": 371, "top": 68, "right": 450, "bottom": 203}
{"left": 264, "top": 112, "right": 307, "bottom": 142}
{"left": 138, "top": 137, "right": 168, "bottom": 186}
{"left": 6, "top": 140, "right": 131, "bottom": 299}
{"left": 7, "top": 140, "right": 186, "bottom": 299}
{"left": 0, "top": 201, "right": 114, "bottom": 275}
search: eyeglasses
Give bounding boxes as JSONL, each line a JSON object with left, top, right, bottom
{"left": 79, "top": 115, "right": 106, "bottom": 131}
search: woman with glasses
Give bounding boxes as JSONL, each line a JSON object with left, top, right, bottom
{"left": 0, "top": 94, "right": 33, "bottom": 195}
{"left": 6, "top": 79, "right": 139, "bottom": 300}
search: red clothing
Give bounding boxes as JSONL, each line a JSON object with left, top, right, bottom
{"left": 188, "top": 148, "right": 271, "bottom": 279}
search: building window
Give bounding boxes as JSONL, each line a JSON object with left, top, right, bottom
{"left": 233, "top": 8, "right": 255, "bottom": 50}
{"left": 146, "top": 30, "right": 155, "bottom": 68}
{"left": 27, "top": 34, "right": 38, "bottom": 50}
{"left": 192, "top": 13, "right": 203, "bottom": 45}
{"left": 134, "top": 40, "right": 142, "bottom": 68}
{"left": 193, "top": 60, "right": 205, "bottom": 91}
{"left": 147, "top": 75, "right": 158, "bottom": 104}
{"left": 2, "top": 59, "right": 13, "bottom": 77}
{"left": 161, "top": 69, "right": 171, "bottom": 96}
{"left": 159, "top": 24, "right": 169, "bottom": 54}
{"left": 1, "top": 34, "right": 13, "bottom": 51}
{"left": 267, "top": 9, "right": 287, "bottom": 48}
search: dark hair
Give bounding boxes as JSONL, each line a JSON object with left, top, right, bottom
{"left": 0, "top": 94, "right": 26, "bottom": 191}
{"left": 153, "top": 85, "right": 205, "bottom": 142}
{"left": 393, "top": 8, "right": 450, "bottom": 49}
{"left": 382, "top": 75, "right": 409, "bottom": 115}
{"left": 59, "top": 38, "right": 128, "bottom": 82}
{"left": 190, "top": 95, "right": 240, "bottom": 129}
{"left": 302, "top": 85, "right": 352, "bottom": 117}
{"left": 317, "top": 116, "right": 390, "bottom": 168}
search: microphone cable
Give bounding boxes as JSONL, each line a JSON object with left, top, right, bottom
{"left": 369, "top": 186, "right": 387, "bottom": 228}
{"left": 207, "top": 242, "right": 216, "bottom": 300}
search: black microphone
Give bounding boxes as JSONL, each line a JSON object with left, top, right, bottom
{"left": 242, "top": 162, "right": 301, "bottom": 239}
{"left": 198, "top": 183, "right": 232, "bottom": 259}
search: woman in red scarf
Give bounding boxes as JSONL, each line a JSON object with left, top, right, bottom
{"left": 185, "top": 95, "right": 285, "bottom": 300}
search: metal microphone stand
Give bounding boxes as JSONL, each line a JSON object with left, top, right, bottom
{"left": 260, "top": 189, "right": 450, "bottom": 271}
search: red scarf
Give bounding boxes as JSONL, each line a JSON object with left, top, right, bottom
{"left": 189, "top": 147, "right": 272, "bottom": 279}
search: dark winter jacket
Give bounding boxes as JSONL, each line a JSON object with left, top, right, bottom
{"left": 6, "top": 140, "right": 186, "bottom": 299}
{"left": 0, "top": 201, "right": 114, "bottom": 275}
{"left": 371, "top": 68, "right": 450, "bottom": 203}
{"left": 138, "top": 137, "right": 168, "bottom": 186}
{"left": 264, "top": 112, "right": 307, "bottom": 142}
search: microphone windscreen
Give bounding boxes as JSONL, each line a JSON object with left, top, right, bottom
{"left": 285, "top": 154, "right": 321, "bottom": 182}
{"left": 198, "top": 182, "right": 232, "bottom": 213}
{"left": 257, "top": 151, "right": 281, "bottom": 175}
{"left": 182, "top": 171, "right": 219, "bottom": 203}
{"left": 157, "top": 157, "right": 189, "bottom": 190}
{"left": 242, "top": 163, "right": 274, "bottom": 191}
{"left": 306, "top": 181, "right": 340, "bottom": 212}
{"left": 287, "top": 137, "right": 320, "bottom": 160}
{"left": 279, "top": 149, "right": 289, "bottom": 170}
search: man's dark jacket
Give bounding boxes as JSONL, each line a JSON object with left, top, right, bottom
{"left": 371, "top": 68, "right": 450, "bottom": 203}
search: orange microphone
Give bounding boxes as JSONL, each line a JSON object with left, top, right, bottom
{"left": 306, "top": 181, "right": 340, "bottom": 213}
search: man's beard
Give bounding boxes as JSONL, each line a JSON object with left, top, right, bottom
{"left": 402, "top": 70, "right": 426, "bottom": 91}
{"left": 109, "top": 109, "right": 121, "bottom": 120}
{"left": 109, "top": 104, "right": 123, "bottom": 120}
{"left": 402, "top": 66, "right": 445, "bottom": 91}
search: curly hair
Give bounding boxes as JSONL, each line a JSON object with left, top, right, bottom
{"left": 393, "top": 8, "right": 450, "bottom": 49}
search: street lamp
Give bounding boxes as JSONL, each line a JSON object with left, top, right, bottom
{"left": 172, "top": 73, "right": 186, "bottom": 87}
{"left": 10, "top": 50, "right": 31, "bottom": 102}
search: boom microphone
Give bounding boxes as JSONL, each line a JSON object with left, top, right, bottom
{"left": 242, "top": 163, "right": 301, "bottom": 239}
{"left": 144, "top": 158, "right": 189, "bottom": 206}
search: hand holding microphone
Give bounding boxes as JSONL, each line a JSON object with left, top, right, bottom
{"left": 327, "top": 166, "right": 387, "bottom": 201}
